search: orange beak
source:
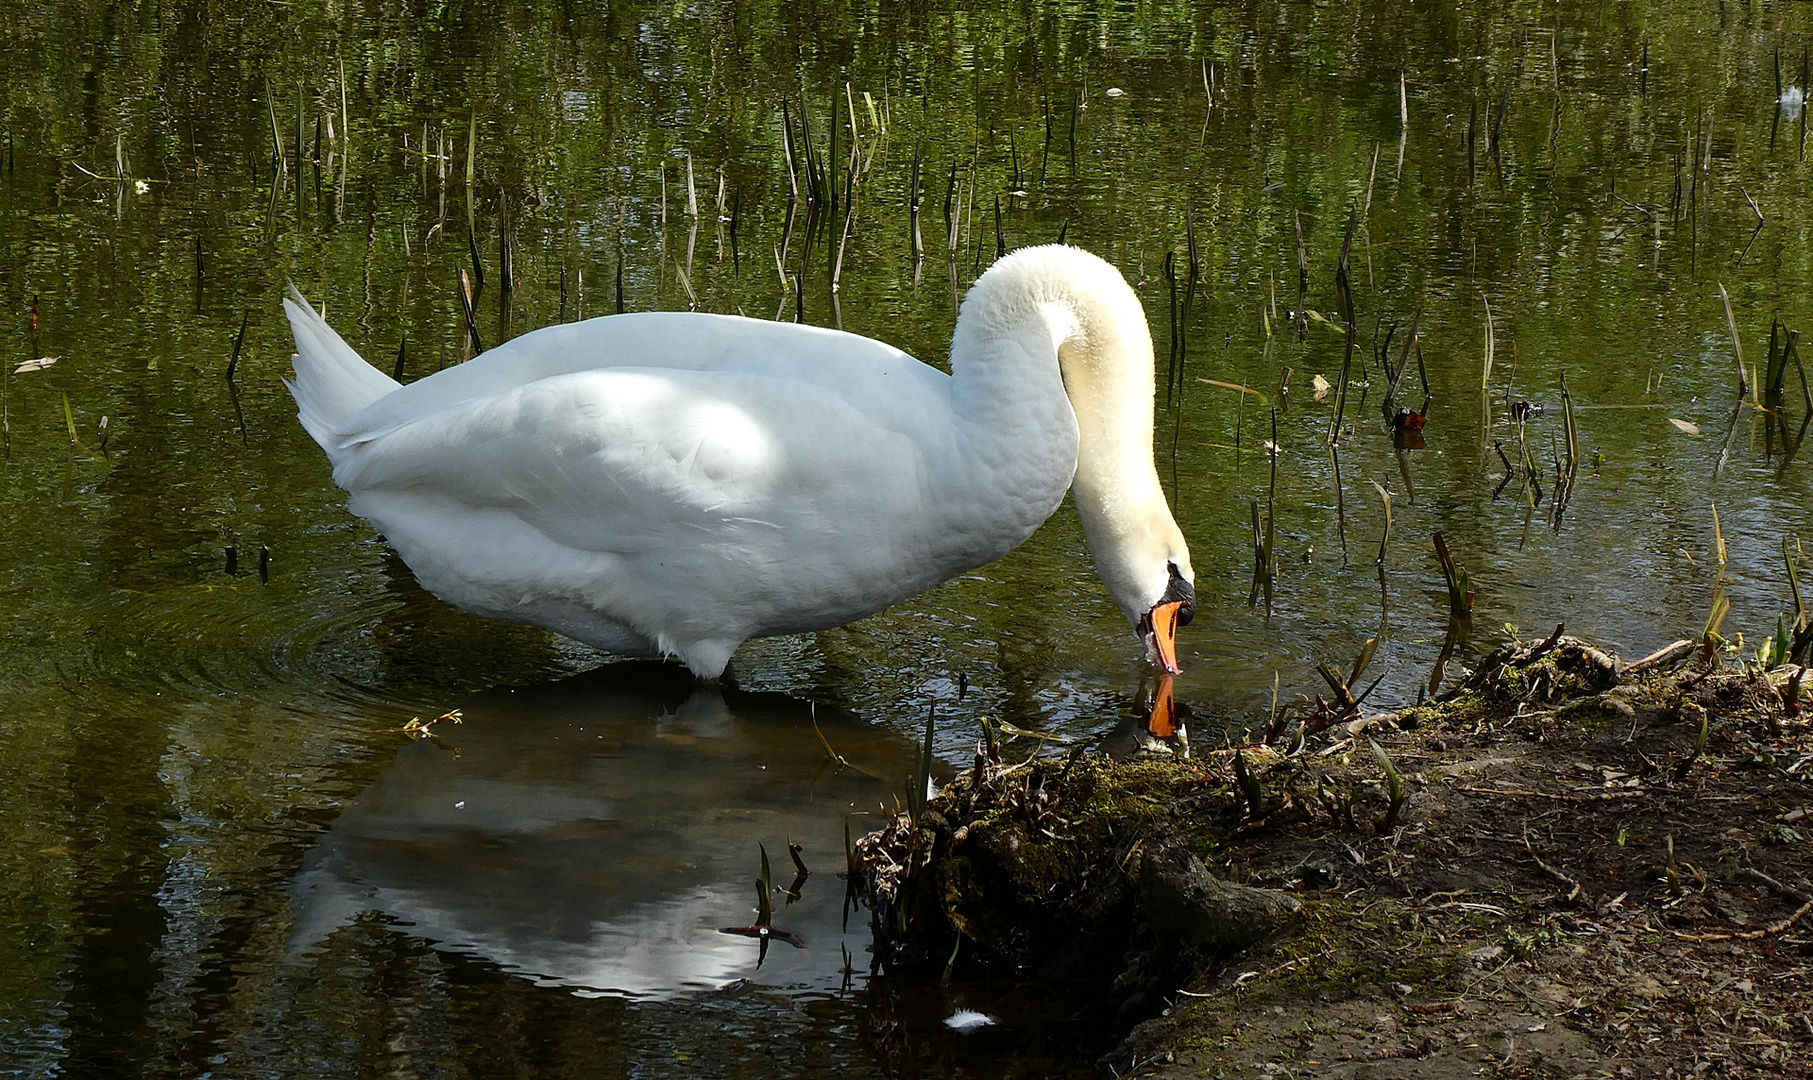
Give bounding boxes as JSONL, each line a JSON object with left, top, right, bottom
{"left": 1142, "top": 599, "right": 1188, "bottom": 676}
{"left": 1144, "top": 674, "right": 1179, "bottom": 737}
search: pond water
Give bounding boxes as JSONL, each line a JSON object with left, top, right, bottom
{"left": 3, "top": 0, "right": 1812, "bottom": 1075}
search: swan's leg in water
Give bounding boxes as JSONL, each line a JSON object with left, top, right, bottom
{"left": 700, "top": 659, "right": 740, "bottom": 691}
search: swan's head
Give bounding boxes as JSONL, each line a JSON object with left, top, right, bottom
{"left": 1139, "top": 561, "right": 1196, "bottom": 675}
{"left": 1091, "top": 518, "right": 1195, "bottom": 676}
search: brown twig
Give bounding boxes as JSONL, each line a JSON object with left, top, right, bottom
{"left": 1666, "top": 897, "right": 1813, "bottom": 942}
{"left": 1627, "top": 639, "right": 1697, "bottom": 673}
{"left": 1738, "top": 866, "right": 1812, "bottom": 905}
{"left": 1524, "top": 830, "right": 1589, "bottom": 903}
{"left": 1451, "top": 783, "right": 1647, "bottom": 803}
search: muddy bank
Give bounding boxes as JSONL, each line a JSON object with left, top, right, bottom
{"left": 854, "top": 637, "right": 1813, "bottom": 1077}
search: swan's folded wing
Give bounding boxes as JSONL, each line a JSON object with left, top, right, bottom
{"left": 329, "top": 367, "right": 936, "bottom": 555}
{"left": 328, "top": 312, "right": 925, "bottom": 449}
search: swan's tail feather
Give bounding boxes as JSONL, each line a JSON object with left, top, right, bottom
{"left": 282, "top": 286, "right": 399, "bottom": 454}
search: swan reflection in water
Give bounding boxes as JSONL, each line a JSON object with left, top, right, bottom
{"left": 290, "top": 663, "right": 921, "bottom": 999}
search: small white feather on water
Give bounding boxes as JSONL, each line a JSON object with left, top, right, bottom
{"left": 944, "top": 1009, "right": 997, "bottom": 1032}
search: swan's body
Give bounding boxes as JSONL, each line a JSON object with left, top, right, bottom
{"left": 285, "top": 245, "right": 1193, "bottom": 679}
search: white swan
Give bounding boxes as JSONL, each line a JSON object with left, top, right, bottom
{"left": 284, "top": 245, "right": 1195, "bottom": 681}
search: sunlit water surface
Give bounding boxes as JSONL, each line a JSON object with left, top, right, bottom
{"left": 2, "top": 0, "right": 1812, "bottom": 1075}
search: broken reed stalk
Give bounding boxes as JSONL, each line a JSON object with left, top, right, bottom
{"left": 943, "top": 162, "right": 960, "bottom": 257}
{"left": 465, "top": 112, "right": 476, "bottom": 188}
{"left": 1787, "top": 535, "right": 1808, "bottom": 631}
{"left": 1293, "top": 211, "right": 1309, "bottom": 341}
{"left": 1328, "top": 204, "right": 1358, "bottom": 447}
{"left": 1673, "top": 710, "right": 1711, "bottom": 780}
{"left": 1308, "top": 618, "right": 1384, "bottom": 736}
{"left": 1266, "top": 409, "right": 1278, "bottom": 599}
{"left": 1427, "top": 618, "right": 1472, "bottom": 699}
{"left": 1262, "top": 671, "right": 1286, "bottom": 744}
{"left": 1491, "top": 87, "right": 1509, "bottom": 159}
{"left": 1232, "top": 750, "right": 1265, "bottom": 820}
{"left": 1381, "top": 309, "right": 1421, "bottom": 427}
{"left": 1039, "top": 95, "right": 1053, "bottom": 181}
{"left": 465, "top": 208, "right": 486, "bottom": 292}
{"left": 1737, "top": 185, "right": 1766, "bottom": 268}
{"left": 781, "top": 99, "right": 800, "bottom": 202}
{"left": 1164, "top": 250, "right": 1180, "bottom": 407}
{"left": 337, "top": 55, "right": 350, "bottom": 154}
{"left": 226, "top": 312, "right": 248, "bottom": 382}
{"left": 1249, "top": 410, "right": 1279, "bottom": 612}
{"left": 1542, "top": 373, "right": 1580, "bottom": 522}
{"left": 1701, "top": 503, "right": 1732, "bottom": 658}
{"left": 728, "top": 187, "right": 741, "bottom": 270}
{"left": 1372, "top": 479, "right": 1392, "bottom": 565}
{"left": 1481, "top": 296, "right": 1496, "bottom": 389}
{"left": 1467, "top": 94, "right": 1478, "bottom": 183}
{"left": 458, "top": 268, "right": 484, "bottom": 355}
{"left": 672, "top": 255, "right": 699, "bottom": 309}
{"left": 498, "top": 197, "right": 514, "bottom": 292}
{"left": 1369, "top": 741, "right": 1407, "bottom": 832}
{"left": 1181, "top": 206, "right": 1200, "bottom": 402}
{"left": 1432, "top": 531, "right": 1473, "bottom": 624}
{"left": 1765, "top": 319, "right": 1790, "bottom": 461}
{"left": 1362, "top": 142, "right": 1381, "bottom": 220}
{"left": 463, "top": 118, "right": 485, "bottom": 288}
{"left": 909, "top": 133, "right": 923, "bottom": 260}
{"left": 1713, "top": 395, "right": 1744, "bottom": 483}
{"left": 844, "top": 81, "right": 862, "bottom": 163}
{"left": 295, "top": 84, "right": 304, "bottom": 175}
{"left": 1331, "top": 443, "right": 1350, "bottom": 561}
{"left": 1414, "top": 335, "right": 1431, "bottom": 413}
{"left": 265, "top": 79, "right": 285, "bottom": 173}
{"left": 832, "top": 194, "right": 854, "bottom": 294}
{"left": 801, "top": 96, "right": 824, "bottom": 206}
{"left": 1785, "top": 324, "right": 1813, "bottom": 465}
{"left": 1718, "top": 283, "right": 1753, "bottom": 404}
{"left": 1248, "top": 502, "right": 1269, "bottom": 611}
{"left": 828, "top": 93, "right": 840, "bottom": 218}
{"left": 908, "top": 705, "right": 937, "bottom": 826}
{"left": 756, "top": 843, "right": 774, "bottom": 925}
{"left": 1516, "top": 418, "right": 1542, "bottom": 508}
{"left": 1783, "top": 537, "right": 1813, "bottom": 667}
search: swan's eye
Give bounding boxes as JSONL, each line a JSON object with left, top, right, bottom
{"left": 1163, "top": 563, "right": 1195, "bottom": 625}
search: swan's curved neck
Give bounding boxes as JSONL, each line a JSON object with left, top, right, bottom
{"left": 947, "top": 247, "right": 1188, "bottom": 624}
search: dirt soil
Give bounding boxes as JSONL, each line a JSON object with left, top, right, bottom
{"left": 858, "top": 636, "right": 1813, "bottom": 1078}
